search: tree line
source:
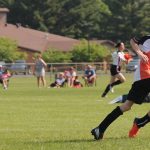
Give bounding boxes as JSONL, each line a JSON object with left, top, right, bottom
{"left": 0, "top": 0, "right": 149, "bottom": 43}
{"left": 0, "top": 38, "right": 109, "bottom": 62}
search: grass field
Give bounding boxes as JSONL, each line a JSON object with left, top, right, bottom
{"left": 0, "top": 73, "right": 149, "bottom": 150}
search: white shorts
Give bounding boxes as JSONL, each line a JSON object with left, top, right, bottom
{"left": 35, "top": 69, "right": 45, "bottom": 77}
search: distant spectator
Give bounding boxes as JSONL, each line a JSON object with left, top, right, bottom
{"left": 33, "top": 54, "right": 47, "bottom": 88}
{"left": 82, "top": 65, "right": 96, "bottom": 86}
{"left": 64, "top": 67, "right": 77, "bottom": 87}
{"left": 49, "top": 72, "right": 66, "bottom": 88}
{"left": 103, "top": 59, "right": 108, "bottom": 74}
{"left": 73, "top": 76, "right": 83, "bottom": 88}
{"left": 0, "top": 66, "right": 11, "bottom": 90}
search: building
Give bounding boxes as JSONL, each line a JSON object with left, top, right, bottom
{"left": 0, "top": 8, "right": 116, "bottom": 63}
{"left": 0, "top": 8, "right": 80, "bottom": 62}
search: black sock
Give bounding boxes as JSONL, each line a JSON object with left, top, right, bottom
{"left": 102, "top": 84, "right": 111, "bottom": 96}
{"left": 122, "top": 94, "right": 128, "bottom": 103}
{"left": 98, "top": 106, "right": 123, "bottom": 133}
{"left": 136, "top": 114, "right": 150, "bottom": 128}
{"left": 111, "top": 80, "right": 122, "bottom": 87}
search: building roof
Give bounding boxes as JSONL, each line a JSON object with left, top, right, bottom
{"left": 90, "top": 40, "right": 116, "bottom": 48}
{"left": 0, "top": 23, "right": 80, "bottom": 52}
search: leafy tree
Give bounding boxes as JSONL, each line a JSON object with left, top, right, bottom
{"left": 42, "top": 48, "right": 72, "bottom": 63}
{"left": 0, "top": 0, "right": 14, "bottom": 8}
{"left": 44, "top": 0, "right": 110, "bottom": 39}
{"left": 71, "top": 40, "right": 110, "bottom": 62}
{"left": 0, "top": 37, "right": 24, "bottom": 62}
{"left": 101, "top": 0, "right": 150, "bottom": 41}
{"left": 0, "top": 0, "right": 110, "bottom": 39}
{"left": 0, "top": 0, "right": 149, "bottom": 43}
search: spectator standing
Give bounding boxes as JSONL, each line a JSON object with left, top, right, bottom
{"left": 102, "top": 59, "right": 108, "bottom": 74}
{"left": 33, "top": 54, "right": 47, "bottom": 88}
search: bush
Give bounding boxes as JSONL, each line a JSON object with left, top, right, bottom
{"left": 71, "top": 40, "right": 110, "bottom": 62}
{"left": 42, "top": 48, "right": 72, "bottom": 63}
{"left": 0, "top": 37, "right": 26, "bottom": 62}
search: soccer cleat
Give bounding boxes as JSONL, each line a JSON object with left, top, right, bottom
{"left": 91, "top": 127, "right": 104, "bottom": 140}
{"left": 129, "top": 118, "right": 139, "bottom": 138}
{"left": 108, "top": 96, "right": 122, "bottom": 104}
{"left": 110, "top": 86, "right": 114, "bottom": 93}
{"left": 3, "top": 86, "right": 7, "bottom": 90}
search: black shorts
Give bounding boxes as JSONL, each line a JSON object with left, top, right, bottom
{"left": 110, "top": 65, "right": 121, "bottom": 76}
{"left": 127, "top": 78, "right": 150, "bottom": 104}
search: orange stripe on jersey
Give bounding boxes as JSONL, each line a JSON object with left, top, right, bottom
{"left": 140, "top": 52, "right": 150, "bottom": 80}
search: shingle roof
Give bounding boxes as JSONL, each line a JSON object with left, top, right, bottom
{"left": 0, "top": 23, "right": 79, "bottom": 52}
{"left": 90, "top": 40, "right": 115, "bottom": 47}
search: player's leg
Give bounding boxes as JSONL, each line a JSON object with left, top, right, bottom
{"left": 91, "top": 100, "right": 133, "bottom": 140}
{"left": 128, "top": 79, "right": 150, "bottom": 137}
{"left": 129, "top": 111, "right": 150, "bottom": 138}
{"left": 109, "top": 94, "right": 128, "bottom": 104}
{"left": 110, "top": 73, "right": 126, "bottom": 87}
{"left": 101, "top": 76, "right": 116, "bottom": 97}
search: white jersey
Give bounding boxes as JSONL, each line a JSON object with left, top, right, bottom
{"left": 112, "top": 51, "right": 126, "bottom": 66}
{"left": 133, "top": 35, "right": 150, "bottom": 81}
{"left": 56, "top": 78, "right": 65, "bottom": 85}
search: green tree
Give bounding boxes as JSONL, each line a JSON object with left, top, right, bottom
{"left": 1, "top": 0, "right": 149, "bottom": 43}
{"left": 0, "top": 0, "right": 110, "bottom": 39}
{"left": 0, "top": 0, "right": 14, "bottom": 8}
{"left": 101, "top": 0, "right": 150, "bottom": 41}
{"left": 42, "top": 48, "right": 72, "bottom": 63}
{"left": 45, "top": 0, "right": 110, "bottom": 39}
{"left": 71, "top": 40, "right": 110, "bottom": 62}
{"left": 0, "top": 37, "right": 22, "bottom": 62}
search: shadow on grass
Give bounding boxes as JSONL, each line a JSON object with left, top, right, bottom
{"left": 25, "top": 139, "right": 93, "bottom": 144}
{"left": 25, "top": 136, "right": 131, "bottom": 144}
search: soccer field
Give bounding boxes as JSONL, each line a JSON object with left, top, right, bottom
{"left": 0, "top": 74, "right": 149, "bottom": 150}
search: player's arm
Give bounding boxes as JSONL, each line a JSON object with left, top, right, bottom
{"left": 130, "top": 38, "right": 149, "bottom": 63}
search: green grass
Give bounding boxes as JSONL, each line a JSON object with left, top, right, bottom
{"left": 0, "top": 74, "right": 149, "bottom": 150}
